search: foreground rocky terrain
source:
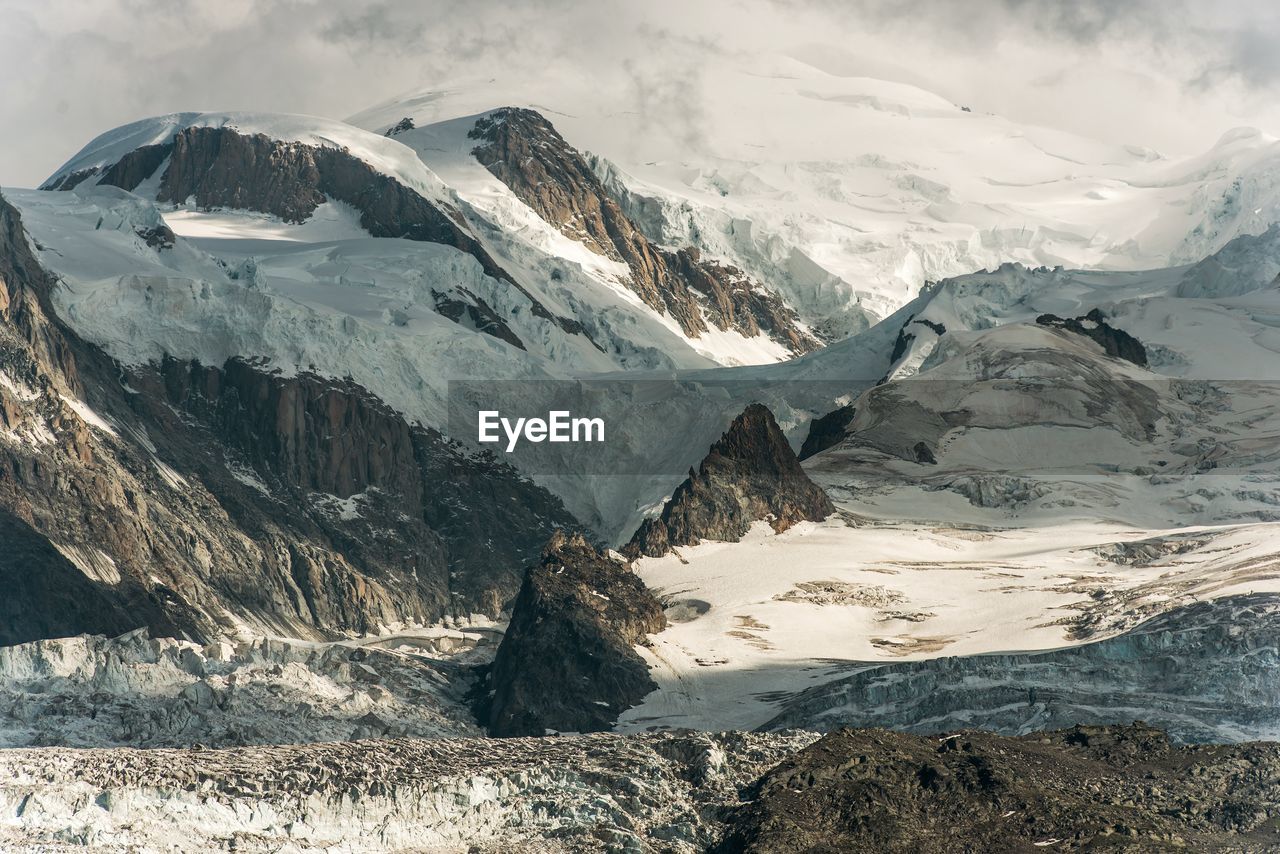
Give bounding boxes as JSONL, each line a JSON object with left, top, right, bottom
{"left": 719, "top": 724, "right": 1280, "bottom": 853}
{"left": 4, "top": 724, "right": 1278, "bottom": 852}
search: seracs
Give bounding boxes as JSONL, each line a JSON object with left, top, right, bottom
{"left": 478, "top": 410, "right": 605, "bottom": 452}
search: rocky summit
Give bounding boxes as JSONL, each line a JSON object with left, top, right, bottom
{"left": 469, "top": 108, "right": 819, "bottom": 355}
{"left": 627, "top": 403, "right": 835, "bottom": 558}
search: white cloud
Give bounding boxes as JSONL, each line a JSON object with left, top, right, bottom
{"left": 3, "top": 0, "right": 1280, "bottom": 186}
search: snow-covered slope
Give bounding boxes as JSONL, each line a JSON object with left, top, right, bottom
{"left": 614, "top": 223, "right": 1280, "bottom": 733}
{"left": 351, "top": 54, "right": 1280, "bottom": 340}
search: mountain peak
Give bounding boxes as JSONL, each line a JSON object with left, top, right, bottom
{"left": 625, "top": 403, "right": 834, "bottom": 558}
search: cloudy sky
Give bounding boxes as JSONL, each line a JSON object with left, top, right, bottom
{"left": 3, "top": 0, "right": 1280, "bottom": 187}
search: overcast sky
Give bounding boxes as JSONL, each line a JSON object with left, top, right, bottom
{"left": 4, "top": 0, "right": 1280, "bottom": 187}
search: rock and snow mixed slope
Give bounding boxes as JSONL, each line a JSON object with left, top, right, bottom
{"left": 0, "top": 627, "right": 492, "bottom": 749}
{"left": 21, "top": 67, "right": 1280, "bottom": 539}
{"left": 614, "top": 224, "right": 1280, "bottom": 739}
{"left": 352, "top": 53, "right": 1280, "bottom": 339}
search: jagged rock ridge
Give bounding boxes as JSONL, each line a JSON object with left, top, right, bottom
{"left": 627, "top": 403, "right": 834, "bottom": 558}
{"left": 480, "top": 531, "right": 666, "bottom": 737}
{"left": 469, "top": 108, "right": 820, "bottom": 355}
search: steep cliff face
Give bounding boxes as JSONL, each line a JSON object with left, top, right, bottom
{"left": 480, "top": 531, "right": 666, "bottom": 737}
{"left": 140, "top": 356, "right": 577, "bottom": 619}
{"left": 0, "top": 189, "right": 578, "bottom": 644}
{"left": 0, "top": 190, "right": 221, "bottom": 643}
{"left": 469, "top": 108, "right": 819, "bottom": 355}
{"left": 627, "top": 404, "right": 834, "bottom": 558}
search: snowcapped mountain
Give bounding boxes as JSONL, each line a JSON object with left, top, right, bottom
{"left": 11, "top": 56, "right": 1280, "bottom": 657}
{"left": 8, "top": 52, "right": 1280, "bottom": 852}
{"left": 352, "top": 53, "right": 1280, "bottom": 338}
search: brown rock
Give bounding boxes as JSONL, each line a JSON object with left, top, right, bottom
{"left": 481, "top": 531, "right": 666, "bottom": 737}
{"left": 470, "top": 108, "right": 819, "bottom": 354}
{"left": 626, "top": 403, "right": 834, "bottom": 558}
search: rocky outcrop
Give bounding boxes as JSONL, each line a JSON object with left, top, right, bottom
{"left": 716, "top": 723, "right": 1280, "bottom": 852}
{"left": 798, "top": 403, "right": 856, "bottom": 460}
{"left": 430, "top": 287, "right": 524, "bottom": 349}
{"left": 480, "top": 531, "right": 666, "bottom": 737}
{"left": 100, "top": 142, "right": 175, "bottom": 195}
{"left": 0, "top": 189, "right": 578, "bottom": 644}
{"left": 157, "top": 127, "right": 512, "bottom": 275}
{"left": 383, "top": 116, "right": 415, "bottom": 137}
{"left": 469, "top": 108, "right": 819, "bottom": 355}
{"left": 626, "top": 404, "right": 834, "bottom": 558}
{"left": 1036, "top": 308, "right": 1147, "bottom": 366}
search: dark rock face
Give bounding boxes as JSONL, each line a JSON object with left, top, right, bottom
{"left": 40, "top": 168, "right": 100, "bottom": 191}
{"left": 99, "top": 142, "right": 174, "bottom": 194}
{"left": 480, "top": 531, "right": 666, "bottom": 737}
{"left": 383, "top": 116, "right": 415, "bottom": 137}
{"left": 158, "top": 129, "right": 323, "bottom": 224}
{"left": 0, "top": 189, "right": 578, "bottom": 644}
{"left": 626, "top": 404, "right": 834, "bottom": 558}
{"left": 0, "top": 508, "right": 182, "bottom": 646}
{"left": 912, "top": 440, "right": 937, "bottom": 464}
{"left": 430, "top": 288, "right": 524, "bottom": 349}
{"left": 135, "top": 224, "right": 176, "bottom": 251}
{"left": 1037, "top": 308, "right": 1148, "bottom": 366}
{"left": 798, "top": 403, "right": 856, "bottom": 460}
{"left": 0, "top": 190, "right": 227, "bottom": 643}
{"left": 154, "top": 127, "right": 512, "bottom": 275}
{"left": 469, "top": 108, "right": 819, "bottom": 355}
{"left": 914, "top": 317, "right": 946, "bottom": 336}
{"left": 888, "top": 316, "right": 948, "bottom": 373}
{"left": 140, "top": 356, "right": 578, "bottom": 622}
{"left": 717, "top": 724, "right": 1280, "bottom": 853}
